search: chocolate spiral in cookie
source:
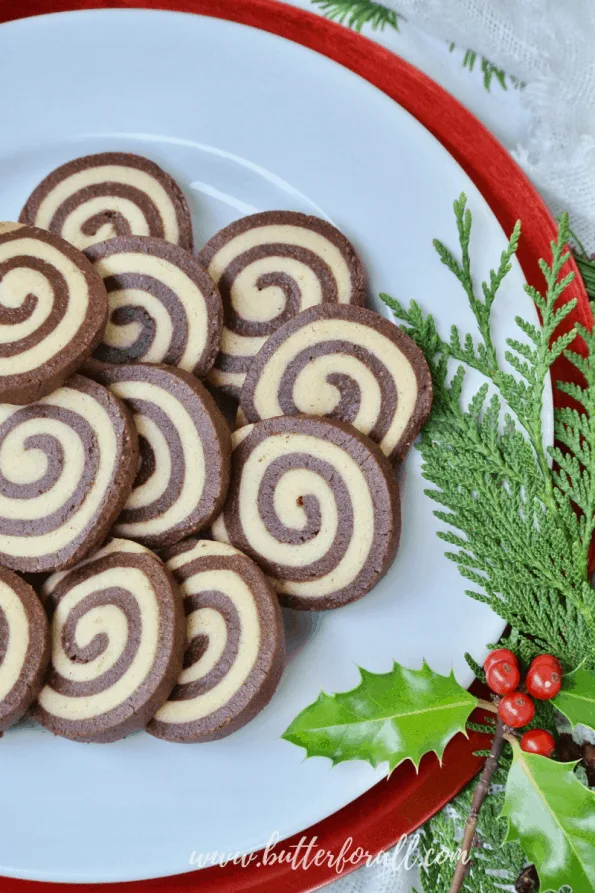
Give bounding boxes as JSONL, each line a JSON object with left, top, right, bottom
{"left": 0, "top": 374, "right": 138, "bottom": 573}
{"left": 240, "top": 305, "right": 432, "bottom": 463}
{"left": 34, "top": 538, "right": 185, "bottom": 743}
{"left": 20, "top": 152, "right": 193, "bottom": 252}
{"left": 0, "top": 223, "right": 108, "bottom": 404}
{"left": 149, "top": 538, "right": 284, "bottom": 743}
{"left": 0, "top": 568, "right": 50, "bottom": 732}
{"left": 198, "top": 212, "right": 366, "bottom": 398}
{"left": 211, "top": 416, "right": 400, "bottom": 610}
{"left": 85, "top": 236, "right": 222, "bottom": 376}
{"left": 87, "top": 363, "right": 231, "bottom": 549}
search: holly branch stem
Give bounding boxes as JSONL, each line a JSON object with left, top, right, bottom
{"left": 476, "top": 698, "right": 498, "bottom": 714}
{"left": 448, "top": 718, "right": 505, "bottom": 893}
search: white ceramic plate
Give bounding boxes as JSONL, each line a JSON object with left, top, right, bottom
{"left": 0, "top": 8, "right": 551, "bottom": 883}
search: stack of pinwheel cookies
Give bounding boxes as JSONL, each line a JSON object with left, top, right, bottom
{"left": 0, "top": 151, "right": 431, "bottom": 744}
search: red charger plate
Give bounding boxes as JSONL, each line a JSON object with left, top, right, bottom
{"left": 0, "top": 1, "right": 591, "bottom": 891}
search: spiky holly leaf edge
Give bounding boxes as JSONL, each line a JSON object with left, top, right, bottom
{"left": 282, "top": 661, "right": 477, "bottom": 774}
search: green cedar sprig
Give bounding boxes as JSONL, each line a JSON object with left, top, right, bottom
{"left": 310, "top": 0, "right": 401, "bottom": 31}
{"left": 381, "top": 196, "right": 595, "bottom": 668}
{"left": 447, "top": 45, "right": 522, "bottom": 91}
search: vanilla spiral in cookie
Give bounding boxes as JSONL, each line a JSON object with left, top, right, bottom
{"left": 35, "top": 538, "right": 185, "bottom": 742}
{"left": 20, "top": 152, "right": 193, "bottom": 252}
{"left": 149, "top": 538, "right": 284, "bottom": 743}
{"left": 85, "top": 236, "right": 222, "bottom": 376}
{"left": 0, "top": 223, "right": 108, "bottom": 404}
{"left": 240, "top": 304, "right": 433, "bottom": 463}
{"left": 87, "top": 363, "right": 231, "bottom": 549}
{"left": 211, "top": 416, "right": 401, "bottom": 610}
{"left": 0, "top": 567, "right": 50, "bottom": 732}
{"left": 198, "top": 212, "right": 366, "bottom": 398}
{"left": 0, "top": 374, "right": 138, "bottom": 573}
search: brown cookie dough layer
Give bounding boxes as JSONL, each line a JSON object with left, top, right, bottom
{"left": 211, "top": 415, "right": 400, "bottom": 610}
{"left": 33, "top": 538, "right": 185, "bottom": 743}
{"left": 240, "top": 304, "right": 433, "bottom": 463}
{"left": 0, "top": 223, "right": 108, "bottom": 404}
{"left": 148, "top": 538, "right": 285, "bottom": 743}
{"left": 85, "top": 362, "right": 231, "bottom": 549}
{"left": 20, "top": 152, "right": 193, "bottom": 252}
{"left": 0, "top": 374, "right": 139, "bottom": 573}
{"left": 84, "top": 236, "right": 222, "bottom": 377}
{"left": 0, "top": 567, "right": 50, "bottom": 732}
{"left": 198, "top": 211, "right": 366, "bottom": 399}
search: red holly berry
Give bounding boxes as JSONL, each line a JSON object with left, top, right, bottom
{"left": 485, "top": 659, "right": 521, "bottom": 695}
{"left": 520, "top": 729, "right": 556, "bottom": 757}
{"left": 529, "top": 654, "right": 562, "bottom": 676}
{"left": 484, "top": 649, "right": 518, "bottom": 674}
{"left": 526, "top": 662, "right": 562, "bottom": 701}
{"left": 498, "top": 692, "right": 535, "bottom": 728}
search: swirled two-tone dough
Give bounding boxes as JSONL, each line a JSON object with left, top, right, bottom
{"left": 87, "top": 363, "right": 231, "bottom": 549}
{"left": 20, "top": 152, "right": 193, "bottom": 251}
{"left": 0, "top": 567, "right": 50, "bottom": 732}
{"left": 149, "top": 538, "right": 284, "bottom": 742}
{"left": 212, "top": 416, "right": 400, "bottom": 610}
{"left": 0, "top": 223, "right": 108, "bottom": 404}
{"left": 0, "top": 375, "right": 138, "bottom": 573}
{"left": 240, "top": 304, "right": 432, "bottom": 462}
{"left": 35, "top": 538, "right": 185, "bottom": 742}
{"left": 85, "top": 236, "right": 222, "bottom": 377}
{"left": 198, "top": 212, "right": 366, "bottom": 398}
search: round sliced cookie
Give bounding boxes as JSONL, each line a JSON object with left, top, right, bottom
{"left": 211, "top": 415, "right": 400, "bottom": 610}
{"left": 0, "top": 374, "right": 138, "bottom": 573}
{"left": 84, "top": 236, "right": 222, "bottom": 376}
{"left": 198, "top": 211, "right": 366, "bottom": 399}
{"left": 148, "top": 538, "right": 285, "bottom": 743}
{"left": 0, "top": 568, "right": 50, "bottom": 732}
{"left": 34, "top": 538, "right": 185, "bottom": 743}
{"left": 20, "top": 152, "right": 193, "bottom": 252}
{"left": 0, "top": 222, "right": 108, "bottom": 404}
{"left": 239, "top": 304, "right": 432, "bottom": 463}
{"left": 86, "top": 362, "right": 231, "bottom": 549}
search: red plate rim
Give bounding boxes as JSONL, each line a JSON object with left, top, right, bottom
{"left": 0, "top": 2, "right": 591, "bottom": 892}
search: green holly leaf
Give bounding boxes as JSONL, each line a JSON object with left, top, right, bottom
{"left": 282, "top": 661, "right": 477, "bottom": 773}
{"left": 553, "top": 667, "right": 595, "bottom": 733}
{"left": 502, "top": 742, "right": 595, "bottom": 893}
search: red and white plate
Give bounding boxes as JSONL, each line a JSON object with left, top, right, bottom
{"left": 0, "top": 2, "right": 589, "bottom": 891}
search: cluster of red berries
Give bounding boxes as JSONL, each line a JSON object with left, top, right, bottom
{"left": 484, "top": 649, "right": 562, "bottom": 758}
